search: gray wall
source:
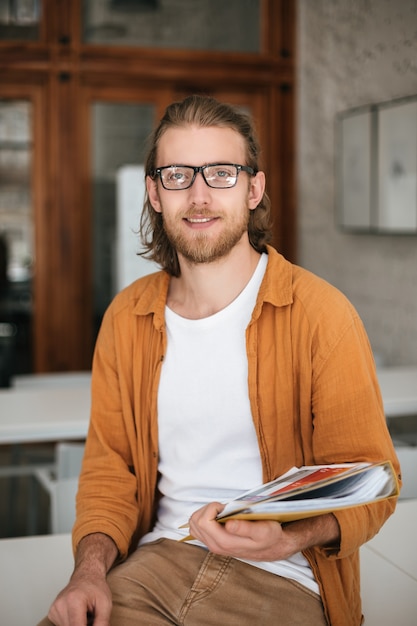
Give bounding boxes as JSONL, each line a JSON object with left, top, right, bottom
{"left": 297, "top": 0, "right": 417, "bottom": 365}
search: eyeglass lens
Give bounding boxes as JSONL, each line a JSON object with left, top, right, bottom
{"left": 160, "top": 164, "right": 239, "bottom": 189}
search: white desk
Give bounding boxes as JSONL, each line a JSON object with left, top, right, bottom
{"left": 0, "top": 386, "right": 89, "bottom": 534}
{"left": 377, "top": 366, "right": 417, "bottom": 418}
{"left": 1, "top": 367, "right": 415, "bottom": 445}
{"left": 0, "top": 533, "right": 73, "bottom": 626}
{"left": 0, "top": 386, "right": 90, "bottom": 445}
{"left": 0, "top": 503, "right": 415, "bottom": 626}
{"left": 361, "top": 498, "right": 417, "bottom": 626}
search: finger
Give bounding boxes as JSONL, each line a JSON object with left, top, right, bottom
{"left": 225, "top": 519, "right": 282, "bottom": 540}
{"left": 66, "top": 603, "right": 93, "bottom": 626}
{"left": 224, "top": 519, "right": 261, "bottom": 538}
{"left": 195, "top": 501, "right": 224, "bottom": 521}
{"left": 90, "top": 600, "right": 112, "bottom": 626}
{"left": 189, "top": 502, "right": 224, "bottom": 530}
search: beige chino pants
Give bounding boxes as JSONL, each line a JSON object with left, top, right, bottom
{"left": 38, "top": 538, "right": 328, "bottom": 626}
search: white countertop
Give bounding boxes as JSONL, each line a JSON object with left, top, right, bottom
{"left": 376, "top": 366, "right": 417, "bottom": 418}
{"left": 1, "top": 502, "right": 416, "bottom": 626}
{"left": 364, "top": 497, "right": 417, "bottom": 579}
{"left": 0, "top": 365, "right": 415, "bottom": 446}
{"left": 361, "top": 498, "right": 417, "bottom": 626}
{"left": 0, "top": 386, "right": 90, "bottom": 444}
{"left": 0, "top": 533, "right": 73, "bottom": 626}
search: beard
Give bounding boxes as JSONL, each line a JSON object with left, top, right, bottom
{"left": 161, "top": 204, "right": 250, "bottom": 265}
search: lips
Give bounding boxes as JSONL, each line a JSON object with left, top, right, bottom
{"left": 185, "top": 217, "right": 215, "bottom": 223}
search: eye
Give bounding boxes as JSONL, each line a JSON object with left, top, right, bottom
{"left": 161, "top": 167, "right": 196, "bottom": 188}
{"left": 213, "top": 165, "right": 235, "bottom": 178}
{"left": 216, "top": 169, "right": 229, "bottom": 179}
{"left": 167, "top": 169, "right": 186, "bottom": 183}
{"left": 204, "top": 165, "right": 237, "bottom": 183}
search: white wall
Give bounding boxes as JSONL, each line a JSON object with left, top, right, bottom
{"left": 297, "top": 0, "right": 417, "bottom": 365}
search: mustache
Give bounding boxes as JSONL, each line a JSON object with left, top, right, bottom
{"left": 181, "top": 206, "right": 219, "bottom": 219}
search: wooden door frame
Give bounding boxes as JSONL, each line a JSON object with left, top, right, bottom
{"left": 0, "top": 0, "right": 296, "bottom": 372}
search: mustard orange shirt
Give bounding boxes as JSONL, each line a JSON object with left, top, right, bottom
{"left": 74, "top": 246, "right": 400, "bottom": 626}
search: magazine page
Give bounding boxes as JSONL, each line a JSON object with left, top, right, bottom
{"left": 217, "top": 461, "right": 398, "bottom": 521}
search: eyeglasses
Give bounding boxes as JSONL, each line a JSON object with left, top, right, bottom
{"left": 150, "top": 163, "right": 257, "bottom": 190}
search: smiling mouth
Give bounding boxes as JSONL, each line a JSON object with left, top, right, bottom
{"left": 185, "top": 217, "right": 216, "bottom": 224}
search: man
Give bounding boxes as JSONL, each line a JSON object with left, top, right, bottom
{"left": 40, "top": 95, "right": 400, "bottom": 626}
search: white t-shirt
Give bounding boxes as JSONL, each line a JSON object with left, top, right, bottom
{"left": 139, "top": 253, "right": 319, "bottom": 595}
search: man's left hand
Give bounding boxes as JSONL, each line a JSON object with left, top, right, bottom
{"left": 188, "top": 501, "right": 340, "bottom": 561}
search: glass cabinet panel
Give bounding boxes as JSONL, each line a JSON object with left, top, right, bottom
{"left": 0, "top": 100, "right": 33, "bottom": 384}
{"left": 91, "top": 101, "right": 160, "bottom": 337}
{"left": 0, "top": 0, "right": 41, "bottom": 41}
{"left": 82, "top": 0, "right": 260, "bottom": 53}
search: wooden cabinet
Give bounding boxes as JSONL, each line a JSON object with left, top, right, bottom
{"left": 0, "top": 0, "right": 296, "bottom": 373}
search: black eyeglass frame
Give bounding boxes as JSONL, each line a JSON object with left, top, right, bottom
{"left": 150, "top": 163, "right": 257, "bottom": 190}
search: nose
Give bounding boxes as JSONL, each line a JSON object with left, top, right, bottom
{"left": 188, "top": 170, "right": 211, "bottom": 203}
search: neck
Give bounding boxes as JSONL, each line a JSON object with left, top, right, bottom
{"left": 167, "top": 238, "right": 261, "bottom": 319}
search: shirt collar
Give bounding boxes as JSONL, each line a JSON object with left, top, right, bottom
{"left": 132, "top": 245, "right": 294, "bottom": 327}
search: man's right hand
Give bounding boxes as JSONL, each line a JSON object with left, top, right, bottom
{"left": 47, "top": 572, "right": 112, "bottom": 626}
{"left": 46, "top": 533, "right": 118, "bottom": 626}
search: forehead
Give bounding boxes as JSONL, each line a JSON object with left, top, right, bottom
{"left": 156, "top": 125, "right": 246, "bottom": 165}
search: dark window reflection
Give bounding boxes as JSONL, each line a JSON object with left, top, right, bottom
{"left": 0, "top": 0, "right": 41, "bottom": 41}
{"left": 82, "top": 0, "right": 260, "bottom": 53}
{"left": 0, "top": 100, "right": 33, "bottom": 385}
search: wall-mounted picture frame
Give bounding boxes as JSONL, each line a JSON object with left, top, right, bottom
{"left": 336, "top": 94, "right": 417, "bottom": 234}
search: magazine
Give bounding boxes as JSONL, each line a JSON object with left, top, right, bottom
{"left": 215, "top": 461, "right": 399, "bottom": 523}
{"left": 179, "top": 461, "right": 399, "bottom": 541}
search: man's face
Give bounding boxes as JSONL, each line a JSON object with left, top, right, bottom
{"left": 146, "top": 125, "right": 264, "bottom": 265}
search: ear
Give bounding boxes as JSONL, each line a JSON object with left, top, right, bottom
{"left": 248, "top": 171, "right": 265, "bottom": 210}
{"left": 146, "top": 176, "right": 162, "bottom": 213}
